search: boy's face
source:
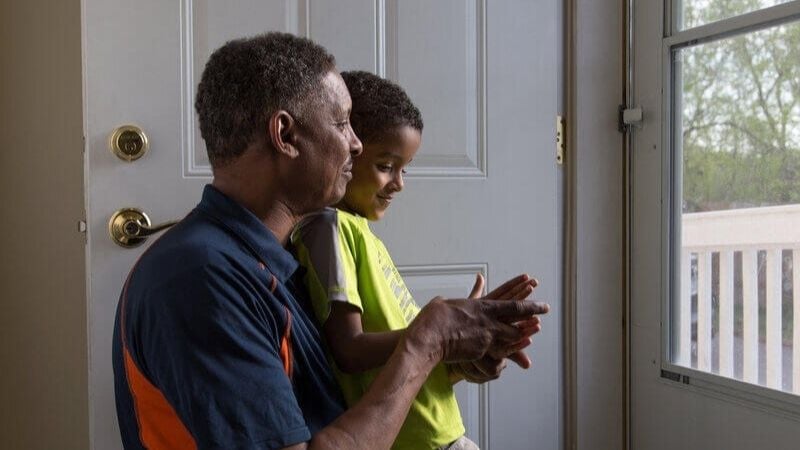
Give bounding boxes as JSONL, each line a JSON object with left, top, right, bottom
{"left": 338, "top": 125, "right": 421, "bottom": 221}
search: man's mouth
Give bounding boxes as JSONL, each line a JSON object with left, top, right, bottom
{"left": 342, "top": 162, "right": 353, "bottom": 178}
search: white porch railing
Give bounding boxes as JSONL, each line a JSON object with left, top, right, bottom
{"left": 679, "top": 204, "right": 800, "bottom": 393}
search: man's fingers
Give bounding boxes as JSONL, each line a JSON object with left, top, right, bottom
{"left": 472, "top": 357, "right": 506, "bottom": 379}
{"left": 480, "top": 299, "right": 550, "bottom": 321}
{"left": 458, "top": 361, "right": 492, "bottom": 382}
{"left": 468, "top": 273, "right": 485, "bottom": 299}
{"left": 492, "top": 321, "right": 528, "bottom": 347}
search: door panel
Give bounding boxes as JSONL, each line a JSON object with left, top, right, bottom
{"left": 84, "top": 1, "right": 560, "bottom": 449}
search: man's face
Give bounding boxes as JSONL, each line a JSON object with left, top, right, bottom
{"left": 289, "top": 71, "right": 363, "bottom": 213}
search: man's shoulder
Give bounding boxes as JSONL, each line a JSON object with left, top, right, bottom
{"left": 130, "top": 210, "right": 249, "bottom": 287}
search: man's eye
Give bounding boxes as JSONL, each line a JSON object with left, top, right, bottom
{"left": 336, "top": 121, "right": 349, "bottom": 129}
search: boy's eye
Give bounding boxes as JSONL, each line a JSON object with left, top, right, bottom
{"left": 377, "top": 164, "right": 393, "bottom": 172}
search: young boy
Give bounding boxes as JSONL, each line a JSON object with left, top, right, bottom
{"left": 292, "top": 71, "right": 537, "bottom": 450}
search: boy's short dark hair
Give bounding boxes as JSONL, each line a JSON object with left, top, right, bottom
{"left": 195, "top": 32, "right": 336, "bottom": 168}
{"left": 341, "top": 71, "right": 423, "bottom": 143}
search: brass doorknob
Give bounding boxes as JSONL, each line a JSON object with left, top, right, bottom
{"left": 108, "top": 208, "right": 178, "bottom": 248}
{"left": 109, "top": 125, "right": 149, "bottom": 161}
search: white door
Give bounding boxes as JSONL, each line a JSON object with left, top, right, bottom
{"left": 84, "top": 1, "right": 560, "bottom": 449}
{"left": 632, "top": 1, "right": 800, "bottom": 448}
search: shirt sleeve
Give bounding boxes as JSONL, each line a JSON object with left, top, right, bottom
{"left": 294, "top": 210, "right": 362, "bottom": 323}
{"left": 130, "top": 262, "right": 311, "bottom": 449}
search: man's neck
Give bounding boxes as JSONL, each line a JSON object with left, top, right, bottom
{"left": 259, "top": 202, "right": 301, "bottom": 245}
{"left": 211, "top": 152, "right": 301, "bottom": 245}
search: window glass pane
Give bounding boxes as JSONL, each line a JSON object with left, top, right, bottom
{"left": 680, "top": 0, "right": 794, "bottom": 30}
{"left": 673, "top": 20, "right": 800, "bottom": 394}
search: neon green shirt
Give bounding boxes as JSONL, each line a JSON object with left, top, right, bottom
{"left": 292, "top": 208, "right": 465, "bottom": 450}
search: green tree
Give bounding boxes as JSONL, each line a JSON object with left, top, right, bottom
{"left": 680, "top": 0, "right": 800, "bottom": 212}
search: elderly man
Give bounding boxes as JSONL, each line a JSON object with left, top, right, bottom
{"left": 112, "top": 32, "right": 548, "bottom": 450}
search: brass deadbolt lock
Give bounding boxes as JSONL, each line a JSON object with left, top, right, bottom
{"left": 109, "top": 125, "right": 149, "bottom": 161}
{"left": 108, "top": 208, "right": 177, "bottom": 248}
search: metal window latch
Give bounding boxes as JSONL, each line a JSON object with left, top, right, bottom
{"left": 618, "top": 105, "right": 643, "bottom": 132}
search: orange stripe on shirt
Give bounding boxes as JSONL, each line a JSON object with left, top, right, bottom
{"left": 280, "top": 308, "right": 294, "bottom": 378}
{"left": 124, "top": 349, "right": 197, "bottom": 450}
{"left": 270, "top": 274, "right": 278, "bottom": 293}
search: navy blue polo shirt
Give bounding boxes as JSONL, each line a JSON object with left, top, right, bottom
{"left": 112, "top": 185, "right": 346, "bottom": 450}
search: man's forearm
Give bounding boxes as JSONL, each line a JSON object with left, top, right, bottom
{"left": 307, "top": 334, "right": 436, "bottom": 450}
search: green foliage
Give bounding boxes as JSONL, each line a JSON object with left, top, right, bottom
{"left": 680, "top": 0, "right": 800, "bottom": 212}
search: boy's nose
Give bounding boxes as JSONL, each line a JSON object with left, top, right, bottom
{"left": 393, "top": 173, "right": 404, "bottom": 192}
{"left": 348, "top": 124, "right": 363, "bottom": 157}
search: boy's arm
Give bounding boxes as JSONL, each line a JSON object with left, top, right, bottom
{"left": 324, "top": 302, "right": 403, "bottom": 373}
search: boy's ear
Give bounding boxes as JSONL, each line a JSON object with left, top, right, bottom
{"left": 268, "top": 110, "right": 300, "bottom": 158}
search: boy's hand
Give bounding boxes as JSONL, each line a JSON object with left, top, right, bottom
{"left": 469, "top": 273, "right": 538, "bottom": 301}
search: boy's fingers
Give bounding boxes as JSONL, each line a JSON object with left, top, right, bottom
{"left": 503, "top": 338, "right": 533, "bottom": 369}
{"left": 511, "top": 284, "right": 534, "bottom": 300}
{"left": 507, "top": 278, "right": 539, "bottom": 300}
{"left": 468, "top": 273, "right": 485, "bottom": 299}
{"left": 487, "top": 276, "right": 539, "bottom": 301}
{"left": 514, "top": 316, "right": 542, "bottom": 330}
{"left": 485, "top": 274, "right": 529, "bottom": 299}
{"left": 508, "top": 351, "right": 532, "bottom": 369}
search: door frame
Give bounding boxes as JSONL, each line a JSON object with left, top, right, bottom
{"left": 565, "top": 0, "right": 626, "bottom": 449}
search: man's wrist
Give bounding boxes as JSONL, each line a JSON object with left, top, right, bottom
{"left": 397, "top": 330, "right": 439, "bottom": 373}
{"left": 402, "top": 300, "right": 448, "bottom": 369}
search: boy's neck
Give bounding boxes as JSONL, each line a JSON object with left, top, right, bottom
{"left": 334, "top": 201, "right": 369, "bottom": 220}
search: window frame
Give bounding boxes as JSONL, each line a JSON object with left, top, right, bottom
{"left": 659, "top": 0, "right": 800, "bottom": 417}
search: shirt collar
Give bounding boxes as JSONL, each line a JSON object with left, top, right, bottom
{"left": 196, "top": 184, "right": 299, "bottom": 282}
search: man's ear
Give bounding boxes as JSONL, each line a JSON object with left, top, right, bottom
{"left": 268, "top": 110, "right": 300, "bottom": 158}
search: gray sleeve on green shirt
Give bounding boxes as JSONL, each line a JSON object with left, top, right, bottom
{"left": 296, "top": 209, "right": 354, "bottom": 306}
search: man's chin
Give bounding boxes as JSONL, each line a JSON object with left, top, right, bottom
{"left": 325, "top": 185, "right": 348, "bottom": 208}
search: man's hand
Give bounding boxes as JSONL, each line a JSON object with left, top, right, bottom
{"left": 466, "top": 273, "right": 542, "bottom": 370}
{"left": 406, "top": 294, "right": 549, "bottom": 367}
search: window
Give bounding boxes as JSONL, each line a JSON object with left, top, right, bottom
{"left": 669, "top": 0, "right": 800, "bottom": 397}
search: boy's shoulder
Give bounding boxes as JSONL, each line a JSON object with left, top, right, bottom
{"left": 294, "top": 208, "right": 367, "bottom": 239}
{"left": 293, "top": 207, "right": 337, "bottom": 240}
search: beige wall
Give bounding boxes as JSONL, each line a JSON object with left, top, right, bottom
{"left": 0, "top": 1, "right": 88, "bottom": 449}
